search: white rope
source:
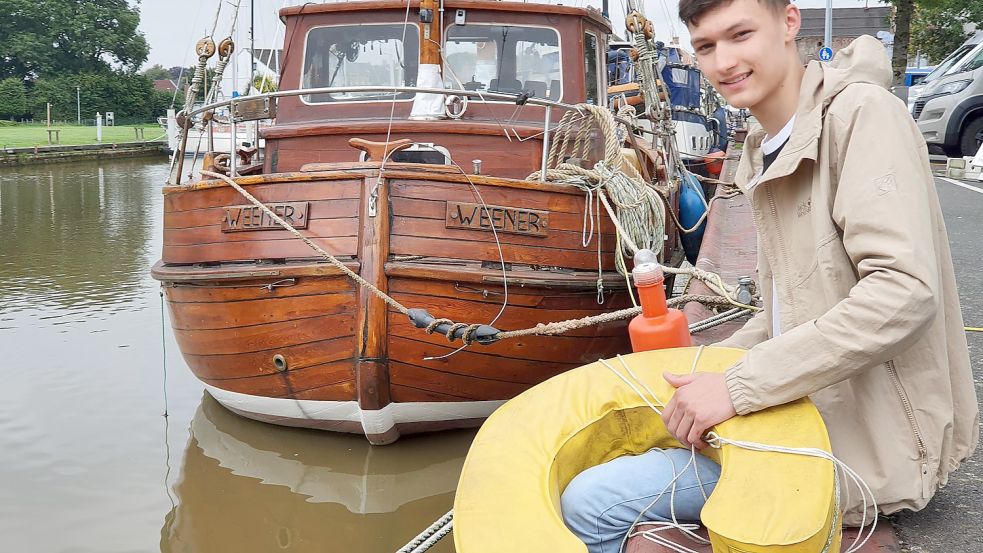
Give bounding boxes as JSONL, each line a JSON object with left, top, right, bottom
{"left": 396, "top": 510, "right": 453, "bottom": 553}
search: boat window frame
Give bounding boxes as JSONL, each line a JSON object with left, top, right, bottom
{"left": 298, "top": 21, "right": 423, "bottom": 106}
{"left": 584, "top": 30, "right": 605, "bottom": 106}
{"left": 442, "top": 22, "right": 564, "bottom": 104}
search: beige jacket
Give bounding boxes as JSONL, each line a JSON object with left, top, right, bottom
{"left": 716, "top": 35, "right": 979, "bottom": 524}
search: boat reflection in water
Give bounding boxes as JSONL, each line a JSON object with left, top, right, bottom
{"left": 161, "top": 393, "right": 473, "bottom": 552}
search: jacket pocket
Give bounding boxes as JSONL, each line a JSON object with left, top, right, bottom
{"left": 886, "top": 360, "right": 932, "bottom": 498}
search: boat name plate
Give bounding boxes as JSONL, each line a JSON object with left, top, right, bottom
{"left": 445, "top": 202, "right": 548, "bottom": 237}
{"left": 222, "top": 202, "right": 309, "bottom": 232}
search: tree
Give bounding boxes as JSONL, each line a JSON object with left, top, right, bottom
{"left": 0, "top": 78, "right": 27, "bottom": 119}
{"left": 142, "top": 64, "right": 173, "bottom": 81}
{"left": 885, "top": 0, "right": 983, "bottom": 84}
{"left": 909, "top": 1, "right": 983, "bottom": 64}
{"left": 0, "top": 0, "right": 149, "bottom": 79}
{"left": 884, "top": 0, "right": 915, "bottom": 86}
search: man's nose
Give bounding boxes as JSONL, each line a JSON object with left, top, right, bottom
{"left": 713, "top": 44, "right": 740, "bottom": 77}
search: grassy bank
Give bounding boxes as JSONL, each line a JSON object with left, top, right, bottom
{"left": 0, "top": 123, "right": 165, "bottom": 148}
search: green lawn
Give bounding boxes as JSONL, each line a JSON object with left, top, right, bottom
{"left": 0, "top": 123, "right": 166, "bottom": 148}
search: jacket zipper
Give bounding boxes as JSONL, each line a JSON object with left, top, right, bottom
{"left": 886, "top": 359, "right": 932, "bottom": 496}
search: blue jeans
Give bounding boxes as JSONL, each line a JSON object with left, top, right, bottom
{"left": 560, "top": 448, "right": 721, "bottom": 553}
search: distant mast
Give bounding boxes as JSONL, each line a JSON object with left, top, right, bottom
{"left": 250, "top": 0, "right": 256, "bottom": 92}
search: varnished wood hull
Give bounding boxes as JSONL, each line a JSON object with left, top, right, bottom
{"left": 153, "top": 165, "right": 674, "bottom": 443}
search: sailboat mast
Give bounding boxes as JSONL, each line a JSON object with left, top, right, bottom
{"left": 420, "top": 0, "right": 441, "bottom": 66}
{"left": 250, "top": 0, "right": 256, "bottom": 90}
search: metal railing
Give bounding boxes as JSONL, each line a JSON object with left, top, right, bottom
{"left": 170, "top": 85, "right": 642, "bottom": 184}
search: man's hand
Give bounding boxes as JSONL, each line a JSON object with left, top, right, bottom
{"left": 661, "top": 372, "right": 737, "bottom": 449}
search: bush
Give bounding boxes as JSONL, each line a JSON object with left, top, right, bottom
{"left": 25, "top": 71, "right": 175, "bottom": 122}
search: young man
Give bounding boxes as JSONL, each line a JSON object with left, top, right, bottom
{"left": 561, "top": 0, "right": 979, "bottom": 550}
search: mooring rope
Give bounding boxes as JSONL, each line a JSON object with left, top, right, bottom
{"left": 395, "top": 510, "right": 453, "bottom": 553}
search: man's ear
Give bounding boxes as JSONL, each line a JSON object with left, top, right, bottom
{"left": 783, "top": 4, "right": 802, "bottom": 44}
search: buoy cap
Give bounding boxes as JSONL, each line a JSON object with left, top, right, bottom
{"left": 632, "top": 249, "right": 664, "bottom": 286}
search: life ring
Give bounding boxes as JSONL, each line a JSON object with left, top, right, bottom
{"left": 453, "top": 347, "right": 840, "bottom": 553}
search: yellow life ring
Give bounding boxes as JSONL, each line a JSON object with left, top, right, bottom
{"left": 453, "top": 347, "right": 841, "bottom": 553}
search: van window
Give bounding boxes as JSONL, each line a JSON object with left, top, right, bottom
{"left": 922, "top": 44, "right": 976, "bottom": 83}
{"left": 957, "top": 47, "right": 983, "bottom": 73}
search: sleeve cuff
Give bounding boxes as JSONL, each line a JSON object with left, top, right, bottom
{"left": 725, "top": 361, "right": 755, "bottom": 415}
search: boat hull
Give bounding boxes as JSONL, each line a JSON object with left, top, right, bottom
{"left": 153, "top": 165, "right": 664, "bottom": 442}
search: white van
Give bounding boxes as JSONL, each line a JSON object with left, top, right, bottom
{"left": 908, "top": 32, "right": 983, "bottom": 113}
{"left": 914, "top": 39, "right": 983, "bottom": 157}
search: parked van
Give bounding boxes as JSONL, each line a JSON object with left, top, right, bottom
{"left": 908, "top": 31, "right": 983, "bottom": 114}
{"left": 914, "top": 40, "right": 983, "bottom": 157}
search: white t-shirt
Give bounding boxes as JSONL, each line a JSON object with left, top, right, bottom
{"left": 761, "top": 115, "right": 795, "bottom": 338}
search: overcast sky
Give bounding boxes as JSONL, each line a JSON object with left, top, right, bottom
{"left": 138, "top": 0, "right": 877, "bottom": 71}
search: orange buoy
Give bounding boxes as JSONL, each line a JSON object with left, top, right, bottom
{"left": 628, "top": 250, "right": 691, "bottom": 352}
{"left": 703, "top": 150, "right": 726, "bottom": 177}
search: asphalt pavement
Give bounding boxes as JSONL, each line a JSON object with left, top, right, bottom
{"left": 890, "top": 176, "right": 983, "bottom": 552}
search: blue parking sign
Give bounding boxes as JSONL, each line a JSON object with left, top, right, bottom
{"left": 819, "top": 47, "right": 834, "bottom": 61}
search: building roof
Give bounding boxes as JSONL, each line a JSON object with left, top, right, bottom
{"left": 798, "top": 7, "right": 892, "bottom": 38}
{"left": 153, "top": 79, "right": 178, "bottom": 92}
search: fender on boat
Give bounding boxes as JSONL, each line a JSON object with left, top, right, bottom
{"left": 679, "top": 173, "right": 707, "bottom": 264}
{"left": 453, "top": 347, "right": 840, "bottom": 553}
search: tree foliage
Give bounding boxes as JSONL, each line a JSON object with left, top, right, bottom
{"left": 141, "top": 64, "right": 172, "bottom": 81}
{"left": 909, "top": 1, "right": 983, "bottom": 64}
{"left": 0, "top": 78, "right": 28, "bottom": 119}
{"left": 0, "top": 0, "right": 149, "bottom": 79}
{"left": 883, "top": 0, "right": 983, "bottom": 84}
{"left": 25, "top": 72, "right": 178, "bottom": 121}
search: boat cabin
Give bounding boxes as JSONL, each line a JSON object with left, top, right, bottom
{"left": 264, "top": 0, "right": 611, "bottom": 178}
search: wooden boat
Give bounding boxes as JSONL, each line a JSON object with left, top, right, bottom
{"left": 152, "top": 0, "right": 686, "bottom": 443}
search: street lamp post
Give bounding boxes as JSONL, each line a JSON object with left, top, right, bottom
{"left": 76, "top": 86, "right": 81, "bottom": 126}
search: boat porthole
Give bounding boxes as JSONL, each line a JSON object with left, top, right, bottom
{"left": 273, "top": 354, "right": 288, "bottom": 372}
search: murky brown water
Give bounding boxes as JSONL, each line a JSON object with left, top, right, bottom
{"left": 0, "top": 158, "right": 468, "bottom": 553}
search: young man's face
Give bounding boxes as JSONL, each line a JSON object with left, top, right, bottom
{"left": 688, "top": 0, "right": 799, "bottom": 110}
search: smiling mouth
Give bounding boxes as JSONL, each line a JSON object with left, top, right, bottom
{"left": 721, "top": 72, "right": 751, "bottom": 85}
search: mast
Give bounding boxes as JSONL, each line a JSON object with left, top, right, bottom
{"left": 419, "top": 0, "right": 441, "bottom": 66}
{"left": 250, "top": 0, "right": 256, "bottom": 91}
{"left": 409, "top": 0, "right": 446, "bottom": 119}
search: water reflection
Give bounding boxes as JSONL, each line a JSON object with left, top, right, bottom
{"left": 0, "top": 159, "right": 161, "bottom": 316}
{"left": 162, "top": 394, "right": 470, "bottom": 553}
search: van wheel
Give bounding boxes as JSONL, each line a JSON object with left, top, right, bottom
{"left": 960, "top": 116, "right": 983, "bottom": 157}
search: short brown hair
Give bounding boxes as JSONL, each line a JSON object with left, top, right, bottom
{"left": 678, "top": 0, "right": 790, "bottom": 26}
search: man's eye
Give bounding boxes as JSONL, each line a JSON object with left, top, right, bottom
{"left": 696, "top": 44, "right": 712, "bottom": 53}
{"left": 734, "top": 30, "right": 752, "bottom": 40}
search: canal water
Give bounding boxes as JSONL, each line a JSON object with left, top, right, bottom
{"left": 0, "top": 158, "right": 467, "bottom": 553}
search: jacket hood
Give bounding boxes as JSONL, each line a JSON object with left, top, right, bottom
{"left": 741, "top": 35, "right": 893, "bottom": 186}
{"left": 798, "top": 34, "right": 893, "bottom": 116}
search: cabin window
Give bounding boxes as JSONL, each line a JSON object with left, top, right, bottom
{"left": 301, "top": 23, "right": 420, "bottom": 103}
{"left": 357, "top": 143, "right": 451, "bottom": 164}
{"left": 444, "top": 25, "right": 561, "bottom": 100}
{"left": 584, "top": 32, "right": 603, "bottom": 105}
